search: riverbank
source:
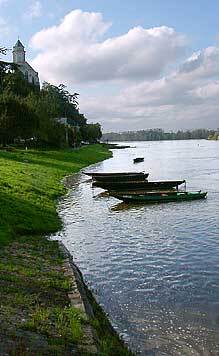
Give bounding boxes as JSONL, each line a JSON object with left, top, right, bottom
{"left": 0, "top": 145, "right": 133, "bottom": 355}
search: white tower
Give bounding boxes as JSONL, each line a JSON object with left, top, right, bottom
{"left": 13, "top": 40, "right": 25, "bottom": 64}
{"left": 12, "top": 39, "right": 40, "bottom": 87}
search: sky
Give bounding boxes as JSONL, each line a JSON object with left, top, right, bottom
{"left": 1, "top": 0, "right": 219, "bottom": 132}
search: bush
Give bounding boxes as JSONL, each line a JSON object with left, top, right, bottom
{"left": 0, "top": 93, "right": 39, "bottom": 145}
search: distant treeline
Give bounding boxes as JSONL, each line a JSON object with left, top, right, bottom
{"left": 102, "top": 128, "right": 218, "bottom": 142}
{"left": 208, "top": 131, "right": 219, "bottom": 140}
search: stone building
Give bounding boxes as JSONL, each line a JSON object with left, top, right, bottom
{"left": 12, "top": 40, "right": 40, "bottom": 87}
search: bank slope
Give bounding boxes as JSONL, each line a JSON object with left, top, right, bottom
{"left": 0, "top": 144, "right": 111, "bottom": 245}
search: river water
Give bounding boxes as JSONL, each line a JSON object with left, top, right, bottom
{"left": 53, "top": 140, "right": 219, "bottom": 355}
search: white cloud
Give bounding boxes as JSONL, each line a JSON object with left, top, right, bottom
{"left": 80, "top": 46, "right": 219, "bottom": 131}
{"left": 179, "top": 47, "right": 219, "bottom": 79}
{"left": 30, "top": 9, "right": 186, "bottom": 84}
{"left": 29, "top": 9, "right": 219, "bottom": 131}
{"left": 25, "top": 1, "right": 42, "bottom": 19}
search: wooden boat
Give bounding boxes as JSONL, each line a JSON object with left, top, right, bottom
{"left": 85, "top": 172, "right": 149, "bottom": 182}
{"left": 109, "top": 189, "right": 177, "bottom": 196}
{"left": 111, "top": 191, "right": 207, "bottom": 204}
{"left": 133, "top": 157, "right": 144, "bottom": 163}
{"left": 93, "top": 180, "right": 185, "bottom": 191}
{"left": 84, "top": 171, "right": 145, "bottom": 177}
{"left": 92, "top": 174, "right": 148, "bottom": 182}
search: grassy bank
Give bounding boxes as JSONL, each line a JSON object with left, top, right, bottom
{"left": 0, "top": 236, "right": 89, "bottom": 355}
{"left": 0, "top": 145, "right": 111, "bottom": 245}
{"left": 0, "top": 145, "right": 133, "bottom": 354}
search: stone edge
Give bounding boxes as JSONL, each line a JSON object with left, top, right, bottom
{"left": 59, "top": 241, "right": 98, "bottom": 354}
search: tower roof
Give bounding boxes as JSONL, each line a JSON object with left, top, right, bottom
{"left": 14, "top": 40, "right": 24, "bottom": 48}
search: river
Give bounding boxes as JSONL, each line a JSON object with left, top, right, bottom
{"left": 52, "top": 140, "right": 219, "bottom": 355}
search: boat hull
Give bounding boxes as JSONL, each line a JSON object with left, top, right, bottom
{"left": 84, "top": 171, "right": 144, "bottom": 176}
{"left": 84, "top": 172, "right": 148, "bottom": 182}
{"left": 93, "top": 174, "right": 148, "bottom": 182}
{"left": 133, "top": 157, "right": 144, "bottom": 163}
{"left": 94, "top": 180, "right": 185, "bottom": 190}
{"left": 113, "top": 191, "right": 207, "bottom": 204}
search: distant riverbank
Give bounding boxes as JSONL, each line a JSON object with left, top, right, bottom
{"left": 102, "top": 128, "right": 216, "bottom": 142}
{"left": 0, "top": 145, "right": 133, "bottom": 355}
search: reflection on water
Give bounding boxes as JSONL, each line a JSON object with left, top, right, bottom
{"left": 52, "top": 140, "right": 219, "bottom": 355}
{"left": 111, "top": 202, "right": 133, "bottom": 212}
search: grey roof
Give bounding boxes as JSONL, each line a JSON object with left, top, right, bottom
{"left": 14, "top": 40, "right": 24, "bottom": 48}
{"left": 19, "top": 61, "right": 38, "bottom": 75}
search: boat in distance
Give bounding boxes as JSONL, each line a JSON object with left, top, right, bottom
{"left": 93, "top": 179, "right": 185, "bottom": 191}
{"left": 133, "top": 157, "right": 144, "bottom": 163}
{"left": 112, "top": 191, "right": 207, "bottom": 204}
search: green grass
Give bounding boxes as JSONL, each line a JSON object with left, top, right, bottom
{"left": 0, "top": 144, "right": 111, "bottom": 245}
{"left": 22, "top": 305, "right": 86, "bottom": 342}
{"left": 0, "top": 236, "right": 88, "bottom": 354}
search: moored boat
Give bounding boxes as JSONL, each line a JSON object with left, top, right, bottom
{"left": 109, "top": 189, "right": 177, "bottom": 196}
{"left": 83, "top": 171, "right": 145, "bottom": 176}
{"left": 85, "top": 172, "right": 149, "bottom": 182}
{"left": 93, "top": 179, "right": 185, "bottom": 190}
{"left": 133, "top": 157, "right": 144, "bottom": 163}
{"left": 111, "top": 191, "right": 207, "bottom": 204}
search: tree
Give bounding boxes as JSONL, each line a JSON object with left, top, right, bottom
{"left": 0, "top": 61, "right": 101, "bottom": 147}
{"left": 0, "top": 47, "right": 7, "bottom": 57}
{"left": 0, "top": 94, "right": 39, "bottom": 145}
{"left": 41, "top": 82, "right": 86, "bottom": 125}
{"left": 2, "top": 70, "right": 39, "bottom": 97}
{"left": 80, "top": 123, "right": 102, "bottom": 143}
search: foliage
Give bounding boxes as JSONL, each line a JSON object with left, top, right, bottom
{"left": 0, "top": 53, "right": 101, "bottom": 146}
{"left": 41, "top": 82, "right": 87, "bottom": 125}
{"left": 102, "top": 128, "right": 217, "bottom": 141}
{"left": 0, "top": 93, "right": 39, "bottom": 145}
{"left": 0, "top": 77, "right": 84, "bottom": 146}
{"left": 22, "top": 305, "right": 85, "bottom": 342}
{"left": 0, "top": 47, "right": 7, "bottom": 56}
{"left": 2, "top": 69, "right": 39, "bottom": 96}
{"left": 208, "top": 131, "right": 219, "bottom": 140}
{"left": 0, "top": 61, "right": 18, "bottom": 93}
{"left": 80, "top": 123, "right": 102, "bottom": 143}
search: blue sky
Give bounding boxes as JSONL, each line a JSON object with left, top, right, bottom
{"left": 1, "top": 0, "right": 219, "bottom": 131}
{"left": 2, "top": 0, "right": 219, "bottom": 53}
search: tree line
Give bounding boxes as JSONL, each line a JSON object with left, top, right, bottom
{"left": 0, "top": 48, "right": 102, "bottom": 147}
{"left": 208, "top": 131, "right": 219, "bottom": 140}
{"left": 102, "top": 128, "right": 218, "bottom": 142}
